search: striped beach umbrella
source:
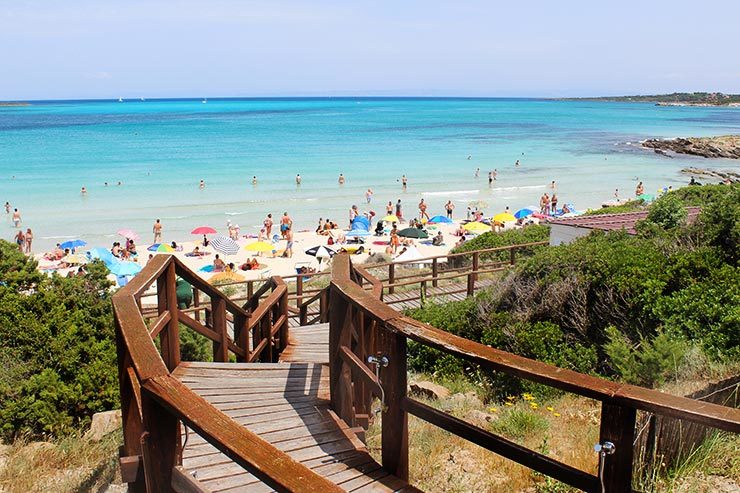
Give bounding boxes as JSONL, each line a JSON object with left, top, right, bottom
{"left": 210, "top": 235, "right": 240, "bottom": 255}
{"left": 148, "top": 243, "right": 175, "bottom": 252}
{"left": 305, "top": 245, "right": 336, "bottom": 259}
{"left": 117, "top": 229, "right": 139, "bottom": 240}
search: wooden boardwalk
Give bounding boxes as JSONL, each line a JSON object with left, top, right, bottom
{"left": 175, "top": 362, "right": 415, "bottom": 492}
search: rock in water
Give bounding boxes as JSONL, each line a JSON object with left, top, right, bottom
{"left": 85, "top": 410, "right": 122, "bottom": 442}
{"left": 409, "top": 381, "right": 451, "bottom": 400}
{"left": 643, "top": 135, "right": 740, "bottom": 159}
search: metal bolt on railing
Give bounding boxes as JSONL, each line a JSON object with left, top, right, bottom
{"left": 367, "top": 354, "right": 389, "bottom": 414}
{"left": 594, "top": 441, "right": 616, "bottom": 493}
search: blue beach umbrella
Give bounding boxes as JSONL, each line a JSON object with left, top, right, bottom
{"left": 346, "top": 229, "right": 371, "bottom": 237}
{"left": 514, "top": 208, "right": 534, "bottom": 219}
{"left": 429, "top": 215, "right": 453, "bottom": 224}
{"left": 60, "top": 239, "right": 87, "bottom": 250}
{"left": 351, "top": 217, "right": 370, "bottom": 230}
{"left": 87, "top": 247, "right": 116, "bottom": 265}
{"left": 108, "top": 261, "right": 142, "bottom": 277}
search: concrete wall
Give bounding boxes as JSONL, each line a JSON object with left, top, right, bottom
{"left": 549, "top": 224, "right": 590, "bottom": 246}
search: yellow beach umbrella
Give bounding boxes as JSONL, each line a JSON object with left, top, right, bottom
{"left": 209, "top": 271, "right": 246, "bottom": 284}
{"left": 62, "top": 253, "right": 88, "bottom": 265}
{"left": 463, "top": 221, "right": 490, "bottom": 233}
{"left": 381, "top": 215, "right": 399, "bottom": 223}
{"left": 244, "top": 241, "right": 274, "bottom": 252}
{"left": 493, "top": 213, "right": 517, "bottom": 223}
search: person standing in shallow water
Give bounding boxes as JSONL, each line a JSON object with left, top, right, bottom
{"left": 338, "top": 173, "right": 345, "bottom": 185}
{"left": 153, "top": 219, "right": 162, "bottom": 243}
{"left": 295, "top": 174, "right": 302, "bottom": 185}
{"left": 401, "top": 175, "right": 407, "bottom": 190}
{"left": 24, "top": 228, "right": 33, "bottom": 253}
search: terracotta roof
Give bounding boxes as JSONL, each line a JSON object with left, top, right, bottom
{"left": 546, "top": 207, "right": 701, "bottom": 235}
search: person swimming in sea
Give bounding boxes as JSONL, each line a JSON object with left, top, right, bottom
{"left": 296, "top": 174, "right": 302, "bottom": 185}
{"left": 199, "top": 179, "right": 205, "bottom": 189}
{"left": 81, "top": 186, "right": 87, "bottom": 195}
{"left": 338, "top": 173, "right": 345, "bottom": 185}
{"left": 252, "top": 176, "right": 257, "bottom": 185}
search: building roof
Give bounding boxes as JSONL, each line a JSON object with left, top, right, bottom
{"left": 546, "top": 207, "right": 701, "bottom": 235}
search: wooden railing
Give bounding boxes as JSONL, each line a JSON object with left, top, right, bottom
{"left": 113, "top": 254, "right": 342, "bottom": 492}
{"left": 206, "top": 241, "right": 548, "bottom": 328}
{"left": 328, "top": 254, "right": 740, "bottom": 492}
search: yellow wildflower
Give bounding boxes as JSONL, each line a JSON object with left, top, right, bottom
{"left": 488, "top": 407, "right": 498, "bottom": 413}
{"left": 506, "top": 395, "right": 516, "bottom": 401}
{"left": 530, "top": 403, "right": 539, "bottom": 409}
{"left": 553, "top": 412, "right": 561, "bottom": 417}
{"left": 505, "top": 402, "right": 514, "bottom": 406}
{"left": 522, "top": 393, "right": 534, "bottom": 401}
{"left": 546, "top": 406, "right": 554, "bottom": 412}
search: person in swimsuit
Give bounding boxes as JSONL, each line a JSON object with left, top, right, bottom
{"left": 252, "top": 176, "right": 257, "bottom": 185}
{"left": 284, "top": 227, "right": 294, "bottom": 258}
{"left": 4, "top": 202, "right": 10, "bottom": 214}
{"left": 488, "top": 171, "right": 493, "bottom": 185}
{"left": 635, "top": 182, "right": 644, "bottom": 196}
{"left": 474, "top": 168, "right": 479, "bottom": 178}
{"left": 551, "top": 194, "right": 558, "bottom": 214}
{"left": 14, "top": 230, "right": 25, "bottom": 252}
{"left": 81, "top": 186, "right": 87, "bottom": 195}
{"left": 418, "top": 199, "right": 429, "bottom": 220}
{"left": 401, "top": 175, "right": 407, "bottom": 190}
{"left": 295, "top": 174, "right": 302, "bottom": 185}
{"left": 12, "top": 208, "right": 21, "bottom": 227}
{"left": 390, "top": 227, "right": 400, "bottom": 254}
{"left": 153, "top": 219, "right": 162, "bottom": 243}
{"left": 366, "top": 189, "right": 373, "bottom": 203}
{"left": 395, "top": 199, "right": 403, "bottom": 221}
{"left": 24, "top": 228, "right": 33, "bottom": 253}
{"left": 199, "top": 179, "right": 205, "bottom": 189}
{"left": 213, "top": 254, "right": 225, "bottom": 272}
{"left": 338, "top": 173, "right": 345, "bottom": 185}
{"left": 386, "top": 201, "right": 393, "bottom": 215}
{"left": 445, "top": 201, "right": 455, "bottom": 219}
{"left": 264, "top": 213, "right": 273, "bottom": 237}
{"left": 280, "top": 212, "right": 292, "bottom": 239}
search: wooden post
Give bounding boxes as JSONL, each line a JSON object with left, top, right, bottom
{"left": 157, "top": 262, "right": 180, "bottom": 371}
{"left": 115, "top": 323, "right": 146, "bottom": 493}
{"left": 377, "top": 327, "right": 408, "bottom": 480}
{"left": 467, "top": 271, "right": 475, "bottom": 296}
{"left": 472, "top": 251, "right": 480, "bottom": 282}
{"left": 510, "top": 246, "right": 517, "bottom": 265}
{"left": 260, "top": 315, "right": 272, "bottom": 362}
{"left": 279, "top": 288, "right": 289, "bottom": 352}
{"left": 296, "top": 275, "right": 303, "bottom": 319}
{"left": 140, "top": 392, "right": 179, "bottom": 493}
{"left": 192, "top": 288, "right": 200, "bottom": 323}
{"left": 234, "top": 312, "right": 248, "bottom": 362}
{"left": 319, "top": 288, "right": 329, "bottom": 323}
{"left": 420, "top": 280, "right": 427, "bottom": 304}
{"left": 599, "top": 402, "right": 637, "bottom": 492}
{"left": 211, "top": 297, "right": 228, "bottom": 362}
{"left": 388, "top": 264, "right": 395, "bottom": 295}
{"left": 247, "top": 280, "right": 254, "bottom": 301}
{"left": 432, "top": 258, "right": 438, "bottom": 288}
{"left": 329, "top": 286, "right": 352, "bottom": 423}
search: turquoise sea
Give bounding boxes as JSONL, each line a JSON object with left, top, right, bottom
{"left": 1, "top": 98, "right": 739, "bottom": 251}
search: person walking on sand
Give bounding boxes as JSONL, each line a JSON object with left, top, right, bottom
{"left": 390, "top": 227, "right": 400, "bottom": 254}
{"left": 365, "top": 189, "right": 373, "bottom": 203}
{"left": 418, "top": 199, "right": 429, "bottom": 221}
{"left": 401, "top": 175, "right": 407, "bottom": 190}
{"left": 395, "top": 199, "right": 404, "bottom": 221}
{"left": 12, "top": 208, "right": 21, "bottom": 227}
{"left": 445, "top": 200, "right": 455, "bottom": 219}
{"left": 284, "top": 227, "right": 294, "bottom": 258}
{"left": 14, "top": 229, "right": 25, "bottom": 252}
{"left": 24, "top": 228, "right": 33, "bottom": 253}
{"left": 153, "top": 219, "right": 162, "bottom": 243}
{"left": 263, "top": 213, "right": 273, "bottom": 238}
{"left": 280, "top": 212, "right": 292, "bottom": 239}
{"left": 338, "top": 173, "right": 345, "bottom": 185}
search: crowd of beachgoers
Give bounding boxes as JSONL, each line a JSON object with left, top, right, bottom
{"left": 4, "top": 170, "right": 663, "bottom": 286}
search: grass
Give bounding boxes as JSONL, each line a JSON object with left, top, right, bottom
{"left": 0, "top": 430, "right": 121, "bottom": 493}
{"left": 366, "top": 374, "right": 601, "bottom": 492}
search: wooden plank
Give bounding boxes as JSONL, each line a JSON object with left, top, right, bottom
{"left": 377, "top": 327, "right": 408, "bottom": 481}
{"left": 172, "top": 465, "right": 209, "bottom": 493}
{"left": 142, "top": 374, "right": 344, "bottom": 493}
{"left": 599, "top": 402, "right": 637, "bottom": 493}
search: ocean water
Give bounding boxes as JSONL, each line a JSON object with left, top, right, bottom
{"left": 1, "top": 97, "right": 739, "bottom": 251}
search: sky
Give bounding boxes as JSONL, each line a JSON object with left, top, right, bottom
{"left": 1, "top": 0, "right": 739, "bottom": 100}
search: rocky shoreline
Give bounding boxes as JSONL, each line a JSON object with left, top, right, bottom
{"left": 642, "top": 135, "right": 740, "bottom": 159}
{"left": 680, "top": 167, "right": 740, "bottom": 182}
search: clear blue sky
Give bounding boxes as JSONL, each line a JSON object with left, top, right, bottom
{"left": 2, "top": 0, "right": 738, "bottom": 100}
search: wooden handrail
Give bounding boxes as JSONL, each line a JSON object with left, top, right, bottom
{"left": 327, "top": 253, "right": 740, "bottom": 492}
{"left": 113, "top": 254, "right": 336, "bottom": 492}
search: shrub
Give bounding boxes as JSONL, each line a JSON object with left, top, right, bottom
{"left": 450, "top": 225, "right": 550, "bottom": 263}
{"left": 490, "top": 408, "right": 549, "bottom": 440}
{"left": 604, "top": 326, "right": 690, "bottom": 387}
{"left": 583, "top": 200, "right": 645, "bottom": 216}
{"left": 0, "top": 241, "right": 117, "bottom": 439}
{"left": 642, "top": 193, "right": 687, "bottom": 230}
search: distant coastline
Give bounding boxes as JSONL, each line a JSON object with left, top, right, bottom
{"left": 561, "top": 92, "right": 740, "bottom": 107}
{"left": 0, "top": 102, "right": 30, "bottom": 107}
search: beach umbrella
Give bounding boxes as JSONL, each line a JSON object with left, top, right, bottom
{"left": 210, "top": 271, "right": 246, "bottom": 284}
{"left": 62, "top": 253, "right": 88, "bottom": 265}
{"left": 108, "top": 261, "right": 142, "bottom": 276}
{"left": 398, "top": 227, "right": 428, "bottom": 239}
{"left": 148, "top": 243, "right": 175, "bottom": 252}
{"left": 638, "top": 193, "right": 655, "bottom": 202}
{"left": 346, "top": 229, "right": 371, "bottom": 237}
{"left": 210, "top": 235, "right": 240, "bottom": 255}
{"left": 428, "top": 215, "right": 453, "bottom": 224}
{"left": 245, "top": 241, "right": 275, "bottom": 252}
{"left": 381, "top": 215, "right": 399, "bottom": 223}
{"left": 351, "top": 217, "right": 370, "bottom": 230}
{"left": 493, "top": 213, "right": 517, "bottom": 223}
{"left": 87, "top": 247, "right": 116, "bottom": 265}
{"left": 305, "top": 245, "right": 336, "bottom": 259}
{"left": 117, "top": 229, "right": 139, "bottom": 240}
{"left": 60, "top": 239, "right": 87, "bottom": 250}
{"left": 463, "top": 221, "right": 490, "bottom": 233}
{"left": 514, "top": 208, "right": 534, "bottom": 219}
{"left": 191, "top": 226, "right": 217, "bottom": 235}
{"left": 468, "top": 200, "right": 489, "bottom": 210}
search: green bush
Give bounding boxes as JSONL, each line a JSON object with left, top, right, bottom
{"left": 604, "top": 326, "right": 690, "bottom": 387}
{"left": 583, "top": 200, "right": 645, "bottom": 216}
{"left": 0, "top": 242, "right": 117, "bottom": 439}
{"left": 179, "top": 325, "right": 213, "bottom": 362}
{"left": 450, "top": 225, "right": 550, "bottom": 263}
{"left": 490, "top": 408, "right": 549, "bottom": 440}
{"left": 642, "top": 193, "right": 687, "bottom": 230}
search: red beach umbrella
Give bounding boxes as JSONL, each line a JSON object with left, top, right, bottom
{"left": 191, "top": 226, "right": 217, "bottom": 235}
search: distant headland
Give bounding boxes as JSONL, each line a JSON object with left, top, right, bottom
{"left": 0, "top": 102, "right": 30, "bottom": 107}
{"left": 563, "top": 92, "right": 740, "bottom": 107}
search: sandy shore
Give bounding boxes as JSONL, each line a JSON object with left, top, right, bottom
{"left": 34, "top": 220, "right": 473, "bottom": 285}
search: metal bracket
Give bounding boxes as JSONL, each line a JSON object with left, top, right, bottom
{"left": 367, "top": 354, "right": 389, "bottom": 414}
